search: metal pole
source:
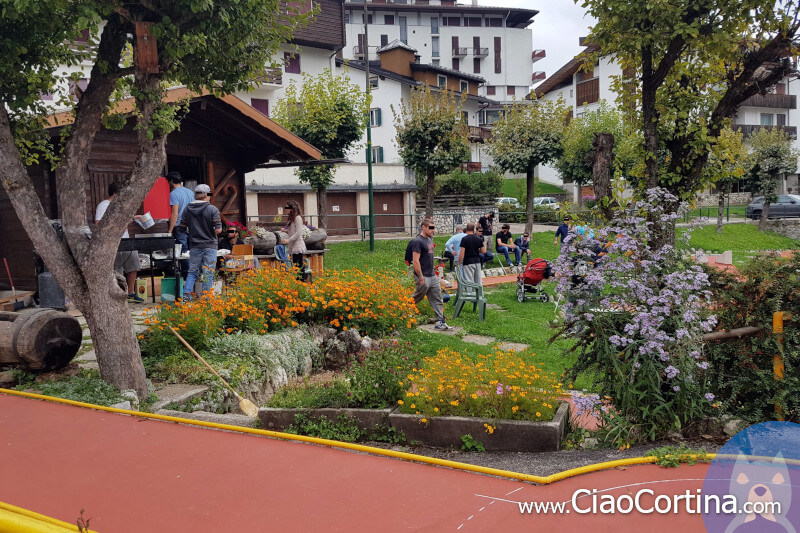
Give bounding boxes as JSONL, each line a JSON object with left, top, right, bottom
{"left": 773, "top": 311, "right": 786, "bottom": 421}
{"left": 364, "top": 0, "right": 375, "bottom": 252}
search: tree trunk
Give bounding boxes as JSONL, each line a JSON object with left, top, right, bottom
{"left": 576, "top": 185, "right": 584, "bottom": 209}
{"left": 525, "top": 164, "right": 535, "bottom": 236}
{"left": 425, "top": 169, "right": 435, "bottom": 219}
{"left": 759, "top": 202, "right": 771, "bottom": 231}
{"left": 716, "top": 189, "right": 725, "bottom": 234}
{"left": 592, "top": 132, "right": 616, "bottom": 220}
{"left": 641, "top": 47, "right": 659, "bottom": 190}
{"left": 317, "top": 186, "right": 328, "bottom": 230}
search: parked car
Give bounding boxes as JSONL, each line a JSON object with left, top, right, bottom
{"left": 746, "top": 194, "right": 800, "bottom": 219}
{"left": 533, "top": 197, "right": 561, "bottom": 210}
{"left": 496, "top": 197, "right": 522, "bottom": 209}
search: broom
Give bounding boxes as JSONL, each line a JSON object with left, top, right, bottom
{"left": 168, "top": 326, "right": 259, "bottom": 418}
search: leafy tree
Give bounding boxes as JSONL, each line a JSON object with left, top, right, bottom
{"left": 745, "top": 127, "right": 799, "bottom": 231}
{"left": 701, "top": 127, "right": 752, "bottom": 233}
{"left": 392, "top": 85, "right": 470, "bottom": 219}
{"left": 583, "top": 0, "right": 800, "bottom": 245}
{"left": 0, "top": 1, "right": 308, "bottom": 398}
{"left": 273, "top": 69, "right": 368, "bottom": 229}
{"left": 556, "top": 101, "right": 637, "bottom": 208}
{"left": 486, "top": 97, "right": 569, "bottom": 235}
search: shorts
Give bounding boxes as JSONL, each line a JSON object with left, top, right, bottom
{"left": 115, "top": 250, "right": 140, "bottom": 274}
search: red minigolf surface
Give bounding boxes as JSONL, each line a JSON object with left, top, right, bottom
{"left": 0, "top": 393, "right": 710, "bottom": 532}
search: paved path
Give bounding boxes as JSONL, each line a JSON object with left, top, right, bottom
{"left": 0, "top": 392, "right": 710, "bottom": 532}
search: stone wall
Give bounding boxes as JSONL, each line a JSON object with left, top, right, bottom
{"left": 414, "top": 207, "right": 493, "bottom": 235}
{"left": 695, "top": 192, "right": 753, "bottom": 207}
{"left": 762, "top": 219, "right": 800, "bottom": 240}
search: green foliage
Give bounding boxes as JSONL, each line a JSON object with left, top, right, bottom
{"left": 33, "top": 369, "right": 125, "bottom": 406}
{"left": 460, "top": 434, "right": 486, "bottom": 452}
{"left": 703, "top": 127, "right": 752, "bottom": 189}
{"left": 705, "top": 254, "right": 800, "bottom": 422}
{"left": 267, "top": 379, "right": 351, "bottom": 409}
{"left": 12, "top": 369, "right": 37, "bottom": 390}
{"left": 486, "top": 97, "right": 569, "bottom": 175}
{"left": 273, "top": 69, "right": 368, "bottom": 191}
{"left": 745, "top": 127, "right": 799, "bottom": 204}
{"left": 649, "top": 444, "right": 711, "bottom": 467}
{"left": 435, "top": 169, "right": 504, "bottom": 204}
{"left": 367, "top": 424, "right": 406, "bottom": 445}
{"left": 556, "top": 101, "right": 638, "bottom": 187}
{"left": 286, "top": 412, "right": 363, "bottom": 443}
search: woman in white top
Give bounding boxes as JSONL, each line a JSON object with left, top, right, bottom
{"left": 284, "top": 200, "right": 308, "bottom": 280}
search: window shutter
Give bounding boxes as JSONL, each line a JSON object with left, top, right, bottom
{"left": 378, "top": 146, "right": 384, "bottom": 163}
{"left": 376, "top": 108, "right": 382, "bottom": 126}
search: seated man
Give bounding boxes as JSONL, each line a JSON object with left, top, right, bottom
{"left": 443, "top": 225, "right": 465, "bottom": 271}
{"left": 496, "top": 224, "right": 522, "bottom": 266}
{"left": 514, "top": 233, "right": 533, "bottom": 263}
{"left": 475, "top": 226, "right": 495, "bottom": 267}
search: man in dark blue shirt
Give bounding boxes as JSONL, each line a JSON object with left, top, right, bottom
{"left": 554, "top": 215, "right": 572, "bottom": 253}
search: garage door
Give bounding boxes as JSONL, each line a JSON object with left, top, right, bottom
{"left": 326, "top": 192, "right": 358, "bottom": 236}
{"left": 373, "top": 192, "right": 406, "bottom": 233}
{"left": 257, "top": 193, "right": 305, "bottom": 226}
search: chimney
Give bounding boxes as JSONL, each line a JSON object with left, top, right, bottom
{"left": 472, "top": 0, "right": 478, "bottom": 5}
{"left": 579, "top": 36, "right": 587, "bottom": 47}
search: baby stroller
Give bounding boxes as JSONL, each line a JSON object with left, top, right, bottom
{"left": 516, "top": 258, "right": 553, "bottom": 303}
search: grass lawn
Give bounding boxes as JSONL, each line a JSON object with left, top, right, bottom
{"left": 681, "top": 222, "right": 800, "bottom": 264}
{"left": 684, "top": 205, "right": 747, "bottom": 219}
{"left": 502, "top": 178, "right": 565, "bottom": 199}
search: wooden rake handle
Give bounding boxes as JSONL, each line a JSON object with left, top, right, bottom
{"left": 167, "top": 326, "right": 240, "bottom": 398}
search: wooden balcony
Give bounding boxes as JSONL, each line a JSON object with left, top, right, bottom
{"left": 253, "top": 67, "right": 282, "bottom": 86}
{"left": 468, "top": 126, "right": 492, "bottom": 143}
{"left": 576, "top": 78, "right": 599, "bottom": 106}
{"left": 532, "top": 50, "right": 546, "bottom": 63}
{"left": 740, "top": 93, "right": 797, "bottom": 109}
{"left": 452, "top": 47, "right": 468, "bottom": 57}
{"left": 472, "top": 47, "right": 488, "bottom": 58}
{"left": 732, "top": 124, "right": 798, "bottom": 138}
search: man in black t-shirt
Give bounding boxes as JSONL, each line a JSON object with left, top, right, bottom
{"left": 458, "top": 222, "right": 485, "bottom": 287}
{"left": 496, "top": 224, "right": 522, "bottom": 266}
{"left": 477, "top": 211, "right": 495, "bottom": 252}
{"left": 410, "top": 218, "right": 452, "bottom": 330}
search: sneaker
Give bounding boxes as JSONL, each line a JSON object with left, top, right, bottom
{"left": 435, "top": 321, "right": 454, "bottom": 330}
{"left": 127, "top": 293, "right": 144, "bottom": 303}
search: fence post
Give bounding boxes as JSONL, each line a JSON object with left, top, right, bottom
{"left": 773, "top": 311, "right": 786, "bottom": 421}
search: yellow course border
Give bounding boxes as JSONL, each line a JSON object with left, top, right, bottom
{"left": 0, "top": 500, "right": 98, "bottom": 533}
{"left": 0, "top": 388, "right": 719, "bottom": 485}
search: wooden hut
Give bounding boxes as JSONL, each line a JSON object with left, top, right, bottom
{"left": 0, "top": 89, "right": 321, "bottom": 290}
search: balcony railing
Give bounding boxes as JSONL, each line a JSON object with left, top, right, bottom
{"left": 740, "top": 93, "right": 797, "bottom": 109}
{"left": 472, "top": 47, "right": 488, "bottom": 57}
{"left": 452, "top": 47, "right": 468, "bottom": 57}
{"left": 576, "top": 78, "right": 600, "bottom": 106}
{"left": 532, "top": 72, "right": 546, "bottom": 83}
{"left": 254, "top": 67, "right": 282, "bottom": 85}
{"left": 732, "top": 124, "right": 797, "bottom": 138}
{"left": 353, "top": 45, "right": 365, "bottom": 59}
{"left": 532, "top": 49, "right": 546, "bottom": 63}
{"left": 468, "top": 125, "right": 493, "bottom": 142}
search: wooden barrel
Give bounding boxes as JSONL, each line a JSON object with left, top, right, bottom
{"left": 0, "top": 309, "right": 82, "bottom": 371}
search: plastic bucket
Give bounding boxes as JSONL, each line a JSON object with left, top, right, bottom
{"left": 136, "top": 212, "right": 155, "bottom": 229}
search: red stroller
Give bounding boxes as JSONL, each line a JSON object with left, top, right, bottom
{"left": 516, "top": 258, "right": 553, "bottom": 303}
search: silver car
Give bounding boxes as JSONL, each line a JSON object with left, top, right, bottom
{"left": 746, "top": 194, "right": 800, "bottom": 219}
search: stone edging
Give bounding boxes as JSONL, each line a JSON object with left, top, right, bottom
{"left": 258, "top": 402, "right": 569, "bottom": 452}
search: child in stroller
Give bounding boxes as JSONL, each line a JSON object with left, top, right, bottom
{"left": 516, "top": 258, "right": 553, "bottom": 302}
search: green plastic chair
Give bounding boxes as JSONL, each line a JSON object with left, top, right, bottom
{"left": 453, "top": 265, "right": 487, "bottom": 321}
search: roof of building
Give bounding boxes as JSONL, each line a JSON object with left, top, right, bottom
{"left": 410, "top": 62, "right": 485, "bottom": 83}
{"left": 533, "top": 43, "right": 600, "bottom": 97}
{"left": 344, "top": 1, "right": 537, "bottom": 28}
{"left": 377, "top": 39, "right": 418, "bottom": 54}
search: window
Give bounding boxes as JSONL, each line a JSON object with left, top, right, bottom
{"left": 761, "top": 113, "right": 774, "bottom": 126}
{"left": 431, "top": 17, "right": 439, "bottom": 34}
{"left": 507, "top": 86, "right": 516, "bottom": 96}
{"left": 473, "top": 58, "right": 480, "bottom": 73}
{"left": 486, "top": 18, "right": 502, "bottom": 27}
{"left": 384, "top": 15, "right": 394, "bottom": 25}
{"left": 460, "top": 81, "right": 469, "bottom": 93}
{"left": 251, "top": 98, "right": 269, "bottom": 117}
{"left": 494, "top": 37, "right": 501, "bottom": 73}
{"left": 461, "top": 111, "right": 469, "bottom": 123}
{"left": 74, "top": 29, "right": 91, "bottom": 43}
{"left": 380, "top": 34, "right": 388, "bottom": 47}
{"left": 370, "top": 76, "right": 379, "bottom": 89}
{"left": 284, "top": 52, "right": 301, "bottom": 74}
{"left": 443, "top": 16, "right": 461, "bottom": 26}
{"left": 778, "top": 113, "right": 787, "bottom": 126}
{"left": 466, "top": 17, "right": 481, "bottom": 27}
{"left": 344, "top": 12, "right": 350, "bottom": 24}
{"left": 431, "top": 36, "right": 439, "bottom": 57}
{"left": 432, "top": 59, "right": 440, "bottom": 66}
{"left": 369, "top": 108, "right": 382, "bottom": 127}
{"left": 437, "top": 75, "right": 447, "bottom": 88}
{"left": 69, "top": 78, "right": 89, "bottom": 101}
{"left": 452, "top": 58, "right": 459, "bottom": 71}
{"left": 399, "top": 17, "right": 407, "bottom": 44}
{"left": 776, "top": 83, "right": 787, "bottom": 95}
{"left": 371, "top": 146, "right": 384, "bottom": 164}
{"left": 486, "top": 85, "right": 496, "bottom": 95}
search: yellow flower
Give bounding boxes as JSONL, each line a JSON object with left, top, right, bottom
{"left": 397, "top": 400, "right": 404, "bottom": 405}
{"left": 421, "top": 418, "right": 427, "bottom": 423}
{"left": 410, "top": 404, "right": 415, "bottom": 409}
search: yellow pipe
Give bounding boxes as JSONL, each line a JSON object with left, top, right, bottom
{"left": 0, "top": 500, "right": 98, "bottom": 532}
{"left": 1, "top": 388, "right": 713, "bottom": 485}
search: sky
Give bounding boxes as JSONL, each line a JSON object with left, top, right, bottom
{"left": 477, "top": 0, "right": 597, "bottom": 88}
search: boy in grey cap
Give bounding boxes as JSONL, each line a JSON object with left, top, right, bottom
{"left": 179, "top": 184, "right": 222, "bottom": 299}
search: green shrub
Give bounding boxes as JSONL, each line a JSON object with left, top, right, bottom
{"left": 286, "top": 412, "right": 363, "bottom": 442}
{"left": 34, "top": 370, "right": 125, "bottom": 406}
{"left": 346, "top": 341, "right": 420, "bottom": 408}
{"left": 267, "top": 380, "right": 351, "bottom": 408}
{"left": 436, "top": 169, "right": 504, "bottom": 204}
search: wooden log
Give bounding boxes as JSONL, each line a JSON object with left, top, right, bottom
{"left": 0, "top": 309, "right": 82, "bottom": 371}
{"left": 702, "top": 326, "right": 763, "bottom": 342}
{"left": 245, "top": 233, "right": 277, "bottom": 255}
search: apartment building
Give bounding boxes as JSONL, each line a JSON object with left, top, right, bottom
{"left": 535, "top": 41, "right": 800, "bottom": 196}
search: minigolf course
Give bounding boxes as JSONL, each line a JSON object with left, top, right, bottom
{"left": 0, "top": 390, "right": 711, "bottom": 532}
